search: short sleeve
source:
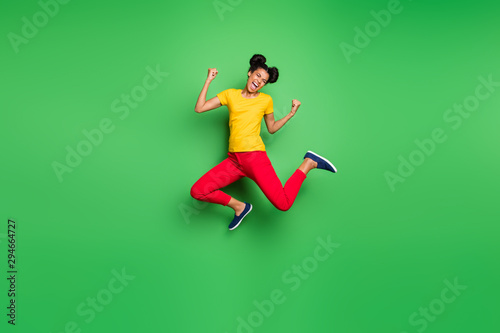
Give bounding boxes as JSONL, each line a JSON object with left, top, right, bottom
{"left": 265, "top": 96, "right": 274, "bottom": 114}
{"left": 217, "top": 89, "right": 229, "bottom": 106}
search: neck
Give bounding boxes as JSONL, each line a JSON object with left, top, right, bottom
{"left": 241, "top": 87, "right": 259, "bottom": 98}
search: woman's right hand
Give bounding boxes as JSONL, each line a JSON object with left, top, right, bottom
{"left": 207, "top": 68, "right": 218, "bottom": 82}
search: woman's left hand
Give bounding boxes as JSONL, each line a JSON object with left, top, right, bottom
{"left": 290, "top": 99, "right": 301, "bottom": 116}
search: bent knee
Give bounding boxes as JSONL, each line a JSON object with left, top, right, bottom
{"left": 190, "top": 184, "right": 205, "bottom": 201}
{"left": 275, "top": 203, "right": 291, "bottom": 212}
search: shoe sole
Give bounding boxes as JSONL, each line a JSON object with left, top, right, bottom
{"left": 307, "top": 150, "right": 337, "bottom": 173}
{"left": 229, "top": 204, "right": 253, "bottom": 230}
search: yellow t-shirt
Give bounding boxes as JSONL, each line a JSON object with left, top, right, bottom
{"left": 217, "top": 88, "right": 274, "bottom": 152}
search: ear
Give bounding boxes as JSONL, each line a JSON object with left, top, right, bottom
{"left": 247, "top": 70, "right": 251, "bottom": 77}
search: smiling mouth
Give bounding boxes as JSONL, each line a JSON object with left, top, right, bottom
{"left": 252, "top": 82, "right": 258, "bottom": 89}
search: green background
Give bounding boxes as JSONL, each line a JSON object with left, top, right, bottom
{"left": 1, "top": 0, "right": 499, "bottom": 332}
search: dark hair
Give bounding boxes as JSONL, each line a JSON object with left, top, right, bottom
{"left": 248, "top": 54, "right": 279, "bottom": 84}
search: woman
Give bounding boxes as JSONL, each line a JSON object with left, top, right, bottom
{"left": 191, "top": 54, "right": 337, "bottom": 230}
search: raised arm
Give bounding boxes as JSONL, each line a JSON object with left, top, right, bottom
{"left": 194, "top": 68, "right": 222, "bottom": 113}
{"left": 264, "top": 99, "right": 301, "bottom": 134}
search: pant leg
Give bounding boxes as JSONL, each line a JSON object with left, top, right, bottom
{"left": 190, "top": 153, "right": 245, "bottom": 206}
{"left": 238, "top": 151, "right": 307, "bottom": 211}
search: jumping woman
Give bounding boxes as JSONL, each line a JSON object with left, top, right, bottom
{"left": 191, "top": 54, "right": 337, "bottom": 230}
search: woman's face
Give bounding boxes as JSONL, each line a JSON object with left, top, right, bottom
{"left": 247, "top": 68, "right": 269, "bottom": 92}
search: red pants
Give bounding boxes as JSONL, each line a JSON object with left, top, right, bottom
{"left": 190, "top": 151, "right": 307, "bottom": 211}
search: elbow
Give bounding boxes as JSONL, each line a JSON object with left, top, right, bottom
{"left": 194, "top": 103, "right": 204, "bottom": 113}
{"left": 266, "top": 124, "right": 276, "bottom": 134}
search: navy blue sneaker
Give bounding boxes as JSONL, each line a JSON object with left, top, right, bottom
{"left": 228, "top": 202, "right": 252, "bottom": 230}
{"left": 304, "top": 151, "right": 337, "bottom": 173}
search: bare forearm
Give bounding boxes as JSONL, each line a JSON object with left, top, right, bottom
{"left": 270, "top": 99, "right": 300, "bottom": 133}
{"left": 271, "top": 112, "right": 293, "bottom": 133}
{"left": 195, "top": 79, "right": 211, "bottom": 112}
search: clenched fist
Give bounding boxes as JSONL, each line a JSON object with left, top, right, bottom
{"left": 207, "top": 68, "right": 218, "bottom": 82}
{"left": 290, "top": 99, "right": 301, "bottom": 116}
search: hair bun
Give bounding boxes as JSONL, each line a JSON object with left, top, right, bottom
{"left": 267, "top": 67, "right": 279, "bottom": 84}
{"left": 250, "top": 54, "right": 266, "bottom": 66}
